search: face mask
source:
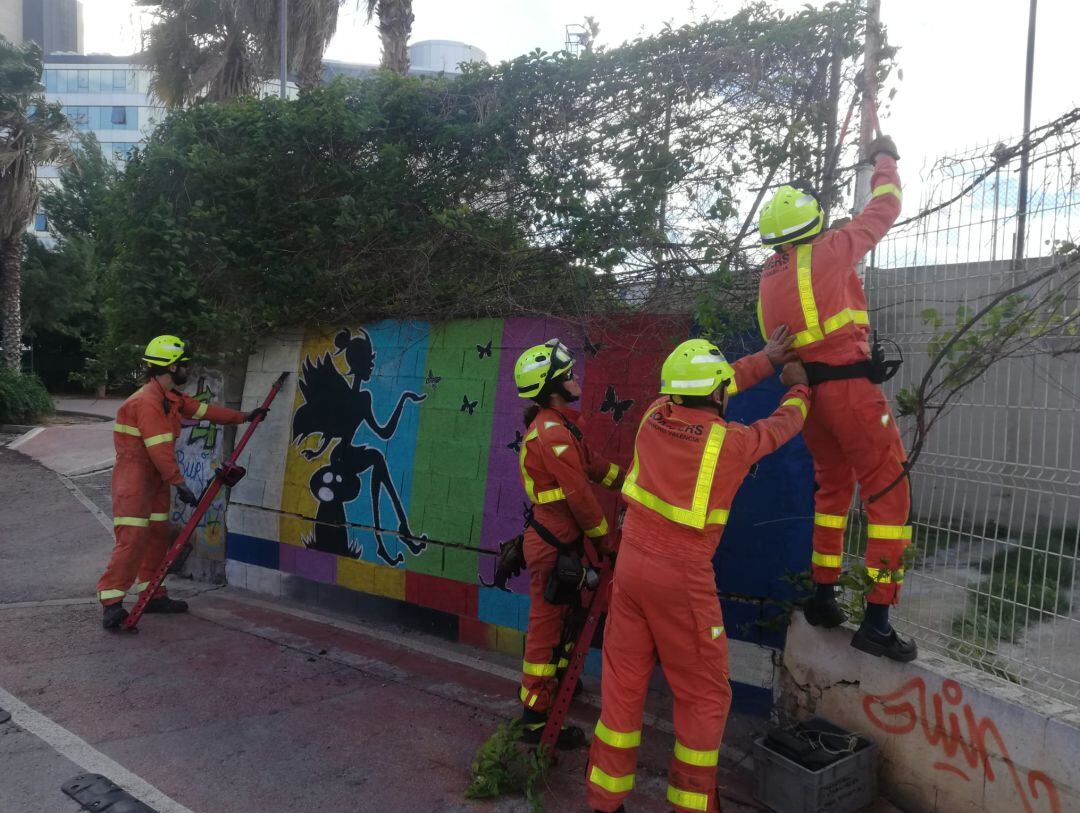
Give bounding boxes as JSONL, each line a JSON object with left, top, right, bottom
{"left": 172, "top": 366, "right": 190, "bottom": 387}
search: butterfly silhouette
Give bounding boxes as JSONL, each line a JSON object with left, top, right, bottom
{"left": 507, "top": 430, "right": 523, "bottom": 453}
{"left": 476, "top": 340, "right": 493, "bottom": 359}
{"left": 461, "top": 394, "right": 479, "bottom": 415}
{"left": 584, "top": 336, "right": 603, "bottom": 357}
{"left": 599, "top": 384, "right": 634, "bottom": 423}
{"left": 425, "top": 369, "right": 442, "bottom": 389}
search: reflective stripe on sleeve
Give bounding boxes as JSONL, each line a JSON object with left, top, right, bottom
{"left": 534, "top": 487, "right": 566, "bottom": 504}
{"left": 781, "top": 397, "right": 808, "bottom": 419}
{"left": 601, "top": 463, "right": 621, "bottom": 488}
{"left": 667, "top": 785, "right": 711, "bottom": 811}
{"left": 113, "top": 516, "right": 149, "bottom": 528}
{"left": 585, "top": 517, "right": 609, "bottom": 539}
{"left": 522, "top": 660, "right": 557, "bottom": 677}
{"left": 192, "top": 402, "right": 209, "bottom": 419}
{"left": 594, "top": 721, "right": 641, "bottom": 749}
{"left": 149, "top": 512, "right": 169, "bottom": 522}
{"left": 143, "top": 432, "right": 174, "bottom": 448}
{"left": 868, "top": 523, "right": 912, "bottom": 540}
{"left": 113, "top": 423, "right": 140, "bottom": 437}
{"left": 814, "top": 512, "right": 847, "bottom": 529}
{"left": 811, "top": 551, "right": 843, "bottom": 568}
{"left": 673, "top": 740, "right": 719, "bottom": 767}
{"left": 589, "top": 766, "right": 635, "bottom": 794}
{"left": 871, "top": 183, "right": 903, "bottom": 203}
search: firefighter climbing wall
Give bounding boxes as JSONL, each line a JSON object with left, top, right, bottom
{"left": 226, "top": 315, "right": 813, "bottom": 700}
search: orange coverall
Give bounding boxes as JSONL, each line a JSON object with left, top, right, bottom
{"left": 757, "top": 155, "right": 910, "bottom": 604}
{"left": 586, "top": 382, "right": 811, "bottom": 813}
{"left": 96, "top": 379, "right": 245, "bottom": 605}
{"left": 517, "top": 404, "right": 623, "bottom": 714}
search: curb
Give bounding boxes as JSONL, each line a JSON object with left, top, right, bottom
{"left": 0, "top": 424, "right": 36, "bottom": 434}
{"left": 54, "top": 410, "right": 112, "bottom": 421}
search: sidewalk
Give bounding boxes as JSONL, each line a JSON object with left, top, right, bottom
{"left": 0, "top": 446, "right": 770, "bottom": 813}
{"left": 3, "top": 395, "right": 120, "bottom": 476}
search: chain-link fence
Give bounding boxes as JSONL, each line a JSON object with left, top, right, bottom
{"left": 849, "top": 109, "right": 1080, "bottom": 704}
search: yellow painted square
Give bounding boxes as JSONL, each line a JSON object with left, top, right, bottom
{"left": 495, "top": 626, "right": 525, "bottom": 656}
{"left": 370, "top": 564, "right": 406, "bottom": 601}
{"left": 337, "top": 557, "right": 374, "bottom": 594}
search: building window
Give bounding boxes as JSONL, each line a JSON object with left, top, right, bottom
{"left": 111, "top": 106, "right": 127, "bottom": 125}
{"left": 113, "top": 70, "right": 128, "bottom": 90}
{"left": 77, "top": 70, "right": 89, "bottom": 89}
{"left": 34, "top": 212, "right": 48, "bottom": 232}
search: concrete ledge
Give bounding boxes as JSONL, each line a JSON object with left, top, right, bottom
{"left": 778, "top": 614, "right": 1079, "bottom": 813}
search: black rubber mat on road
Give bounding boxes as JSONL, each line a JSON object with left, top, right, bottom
{"left": 62, "top": 773, "right": 157, "bottom": 812}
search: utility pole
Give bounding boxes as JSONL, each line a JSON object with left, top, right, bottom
{"left": 853, "top": 0, "right": 880, "bottom": 280}
{"left": 1013, "top": 0, "right": 1038, "bottom": 268}
{"left": 279, "top": 0, "right": 288, "bottom": 100}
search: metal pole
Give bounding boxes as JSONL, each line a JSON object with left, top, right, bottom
{"left": 1013, "top": 0, "right": 1038, "bottom": 268}
{"left": 853, "top": 0, "right": 880, "bottom": 280}
{"left": 279, "top": 0, "right": 288, "bottom": 99}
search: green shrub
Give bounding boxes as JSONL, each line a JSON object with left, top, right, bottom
{"left": 0, "top": 368, "right": 54, "bottom": 423}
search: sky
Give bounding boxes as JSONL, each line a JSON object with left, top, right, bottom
{"left": 82, "top": 0, "right": 1079, "bottom": 197}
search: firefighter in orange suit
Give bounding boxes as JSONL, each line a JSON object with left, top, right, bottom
{"left": 513, "top": 338, "right": 624, "bottom": 749}
{"left": 756, "top": 134, "right": 917, "bottom": 662}
{"left": 97, "top": 335, "right": 258, "bottom": 629}
{"left": 586, "top": 340, "right": 809, "bottom": 813}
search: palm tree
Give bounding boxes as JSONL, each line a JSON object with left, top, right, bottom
{"left": 0, "top": 37, "right": 71, "bottom": 370}
{"left": 138, "top": 0, "right": 344, "bottom": 107}
{"left": 362, "top": 1, "right": 414, "bottom": 75}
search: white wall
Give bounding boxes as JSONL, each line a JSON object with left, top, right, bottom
{"left": 779, "top": 615, "right": 1080, "bottom": 813}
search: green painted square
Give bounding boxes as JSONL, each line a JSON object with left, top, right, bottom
{"left": 443, "top": 546, "right": 478, "bottom": 583}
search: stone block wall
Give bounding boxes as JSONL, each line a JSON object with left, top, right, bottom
{"left": 224, "top": 316, "right": 814, "bottom": 706}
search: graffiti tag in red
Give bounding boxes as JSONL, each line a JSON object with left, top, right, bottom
{"left": 863, "top": 677, "right": 1061, "bottom": 813}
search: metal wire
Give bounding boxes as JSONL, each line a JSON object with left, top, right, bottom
{"left": 850, "top": 113, "right": 1080, "bottom": 705}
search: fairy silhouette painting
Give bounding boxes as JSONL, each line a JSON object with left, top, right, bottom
{"left": 292, "top": 328, "right": 428, "bottom": 566}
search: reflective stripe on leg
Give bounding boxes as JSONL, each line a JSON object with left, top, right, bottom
{"left": 589, "top": 766, "right": 634, "bottom": 793}
{"left": 522, "top": 660, "right": 557, "bottom": 677}
{"left": 673, "top": 740, "right": 719, "bottom": 767}
{"left": 667, "top": 784, "right": 711, "bottom": 811}
{"left": 594, "top": 720, "right": 641, "bottom": 749}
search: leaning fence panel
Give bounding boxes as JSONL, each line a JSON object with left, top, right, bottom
{"left": 853, "top": 110, "right": 1080, "bottom": 704}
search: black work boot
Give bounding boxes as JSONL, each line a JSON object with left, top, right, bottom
{"left": 102, "top": 604, "right": 129, "bottom": 629}
{"left": 519, "top": 710, "right": 588, "bottom": 750}
{"left": 852, "top": 621, "right": 918, "bottom": 662}
{"left": 803, "top": 583, "right": 848, "bottom": 628}
{"left": 145, "top": 596, "right": 189, "bottom": 614}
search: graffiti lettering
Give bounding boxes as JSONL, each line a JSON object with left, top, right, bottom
{"left": 863, "top": 678, "right": 1061, "bottom": 813}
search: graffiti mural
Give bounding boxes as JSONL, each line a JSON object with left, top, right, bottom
{"left": 292, "top": 327, "right": 428, "bottom": 565}
{"left": 863, "top": 677, "right": 1062, "bottom": 813}
{"left": 172, "top": 372, "right": 229, "bottom": 551}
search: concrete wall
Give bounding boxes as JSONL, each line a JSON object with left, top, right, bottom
{"left": 224, "top": 316, "right": 816, "bottom": 706}
{"left": 779, "top": 615, "right": 1080, "bottom": 813}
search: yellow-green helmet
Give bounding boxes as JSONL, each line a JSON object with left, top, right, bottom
{"left": 143, "top": 334, "right": 190, "bottom": 367}
{"left": 514, "top": 338, "right": 575, "bottom": 399}
{"left": 759, "top": 184, "right": 823, "bottom": 248}
{"left": 660, "top": 339, "right": 735, "bottom": 396}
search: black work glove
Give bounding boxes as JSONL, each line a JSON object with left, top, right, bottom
{"left": 176, "top": 484, "right": 198, "bottom": 507}
{"left": 866, "top": 134, "right": 899, "bottom": 162}
{"left": 246, "top": 407, "right": 269, "bottom": 423}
